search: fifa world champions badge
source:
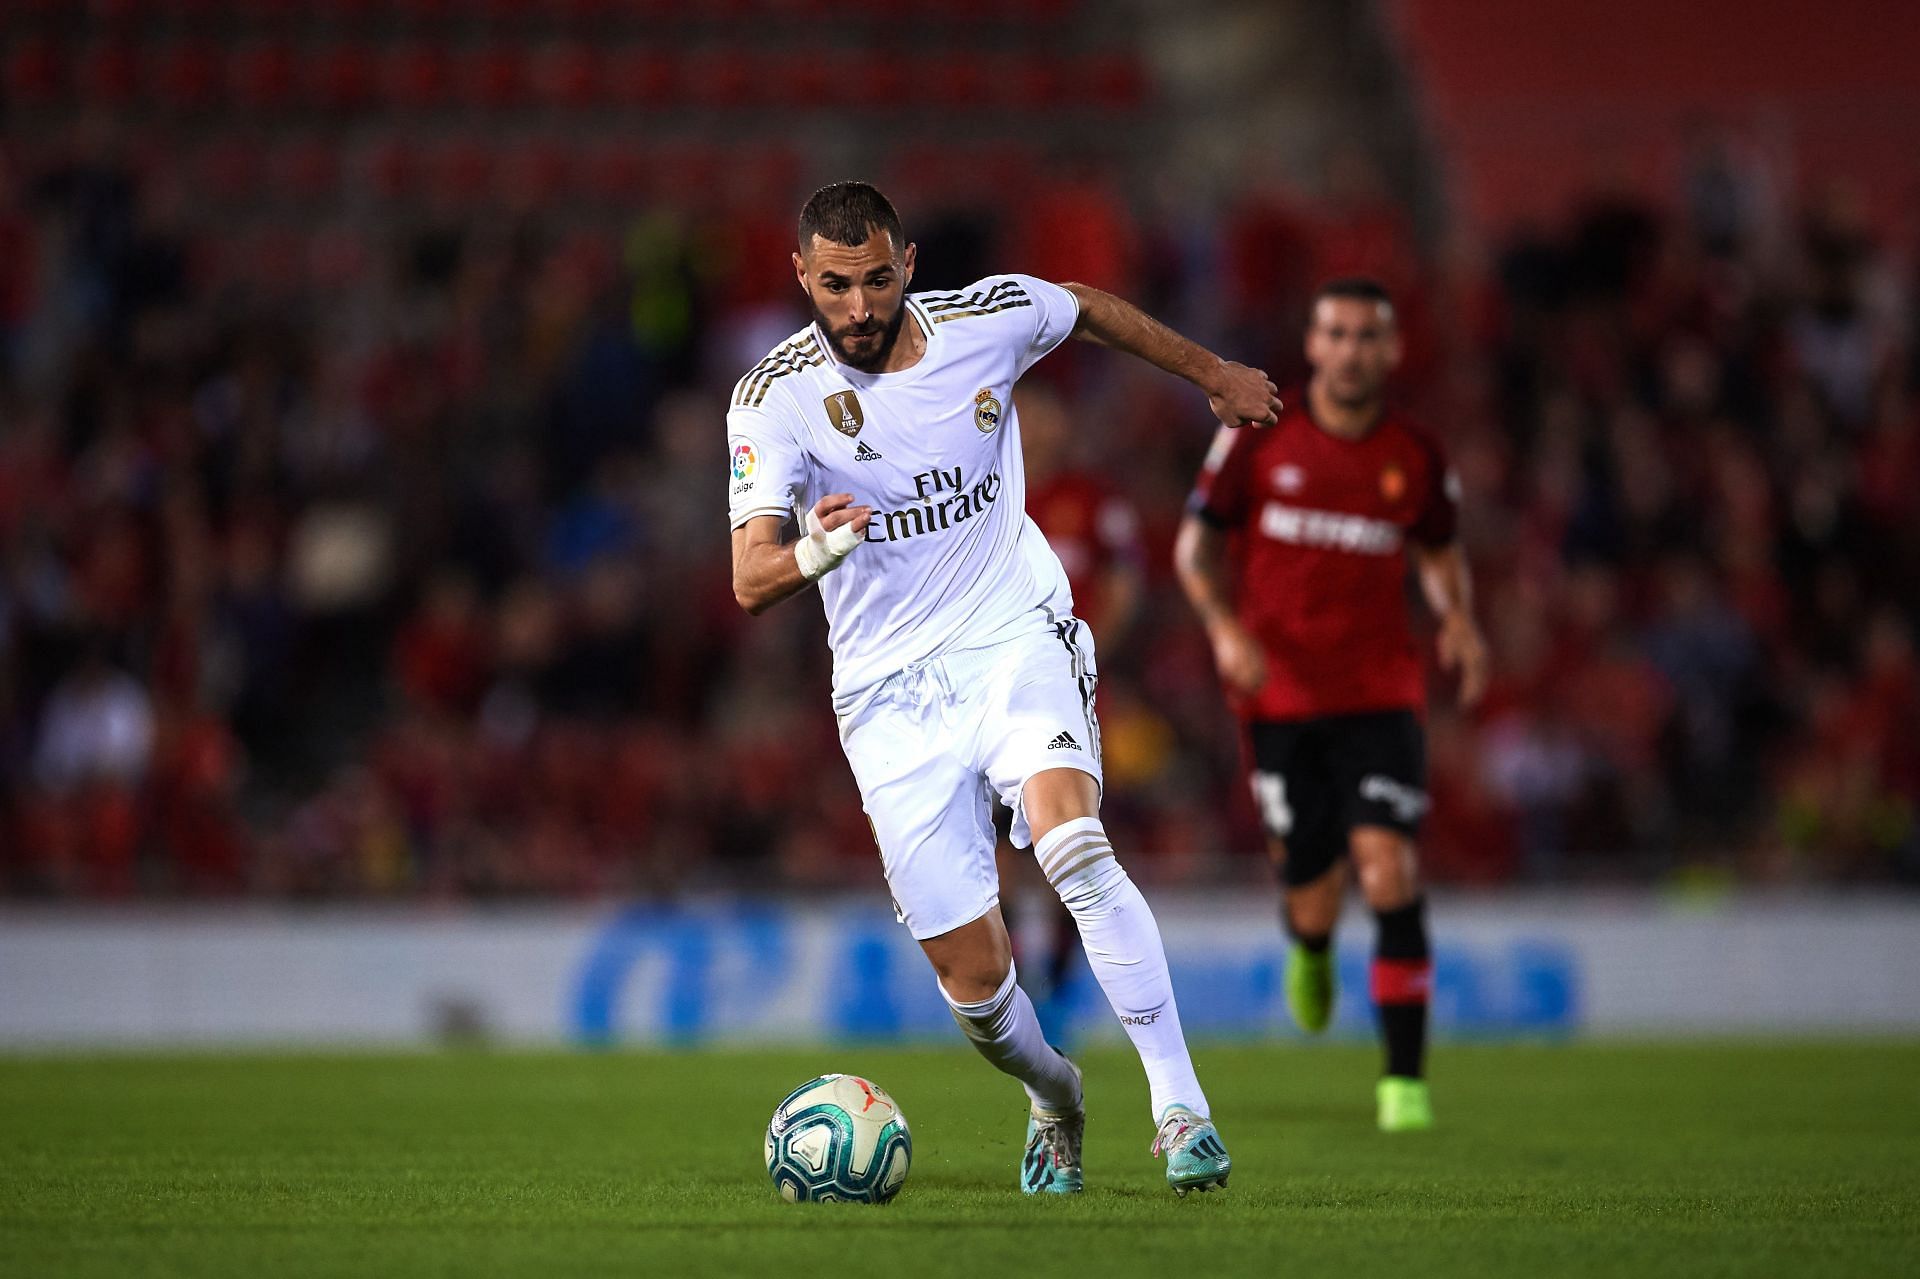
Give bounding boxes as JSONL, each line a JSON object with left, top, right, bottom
{"left": 974, "top": 387, "right": 1003, "bottom": 434}
{"left": 825, "top": 391, "right": 864, "bottom": 439}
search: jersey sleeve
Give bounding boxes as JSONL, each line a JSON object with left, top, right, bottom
{"left": 726, "top": 403, "right": 808, "bottom": 531}
{"left": 1187, "top": 424, "right": 1259, "bottom": 529}
{"left": 998, "top": 274, "right": 1081, "bottom": 377}
{"left": 1407, "top": 431, "right": 1460, "bottom": 546}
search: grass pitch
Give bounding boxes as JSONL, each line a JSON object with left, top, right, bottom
{"left": 2, "top": 1040, "right": 1915, "bottom": 1278}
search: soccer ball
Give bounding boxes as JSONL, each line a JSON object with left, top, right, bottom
{"left": 764, "top": 1073, "right": 912, "bottom": 1204}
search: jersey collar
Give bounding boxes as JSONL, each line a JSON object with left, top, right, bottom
{"left": 818, "top": 298, "right": 943, "bottom": 387}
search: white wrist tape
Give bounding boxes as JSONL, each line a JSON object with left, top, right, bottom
{"left": 794, "top": 507, "right": 863, "bottom": 581}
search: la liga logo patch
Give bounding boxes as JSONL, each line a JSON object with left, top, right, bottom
{"left": 731, "top": 443, "right": 757, "bottom": 481}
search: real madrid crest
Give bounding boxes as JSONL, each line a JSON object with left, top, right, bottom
{"left": 824, "top": 390, "right": 865, "bottom": 439}
{"left": 974, "top": 387, "right": 1003, "bottom": 434}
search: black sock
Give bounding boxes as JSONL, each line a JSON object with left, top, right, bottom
{"left": 1371, "top": 897, "right": 1431, "bottom": 1080}
{"left": 1378, "top": 1004, "right": 1427, "bottom": 1079}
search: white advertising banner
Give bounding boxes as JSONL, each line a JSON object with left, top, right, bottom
{"left": 0, "top": 894, "right": 1915, "bottom": 1047}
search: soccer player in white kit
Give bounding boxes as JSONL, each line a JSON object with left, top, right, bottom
{"left": 728, "top": 183, "right": 1281, "bottom": 1196}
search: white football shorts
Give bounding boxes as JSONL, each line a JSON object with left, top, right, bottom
{"left": 837, "top": 620, "right": 1103, "bottom": 940}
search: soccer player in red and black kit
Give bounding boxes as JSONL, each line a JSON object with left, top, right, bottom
{"left": 1174, "top": 277, "right": 1488, "bottom": 1132}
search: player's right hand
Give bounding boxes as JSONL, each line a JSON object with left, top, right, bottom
{"left": 1208, "top": 361, "right": 1283, "bottom": 429}
{"left": 814, "top": 492, "right": 873, "bottom": 537}
{"left": 1208, "top": 619, "right": 1269, "bottom": 696}
{"left": 794, "top": 493, "right": 872, "bottom": 581}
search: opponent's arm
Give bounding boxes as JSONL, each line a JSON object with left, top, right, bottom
{"left": 1174, "top": 513, "right": 1268, "bottom": 696}
{"left": 731, "top": 494, "right": 872, "bottom": 615}
{"left": 1060, "top": 282, "right": 1281, "bottom": 429}
{"left": 1411, "top": 540, "right": 1488, "bottom": 708}
{"left": 1093, "top": 558, "right": 1144, "bottom": 657}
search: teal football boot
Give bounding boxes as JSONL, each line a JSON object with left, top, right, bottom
{"left": 1021, "top": 1052, "right": 1085, "bottom": 1194}
{"left": 1151, "top": 1104, "right": 1231, "bottom": 1196}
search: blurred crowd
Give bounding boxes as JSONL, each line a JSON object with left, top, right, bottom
{"left": 2, "top": 124, "right": 1916, "bottom": 900}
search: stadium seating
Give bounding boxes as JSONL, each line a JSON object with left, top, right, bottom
{"left": 1390, "top": 0, "right": 1920, "bottom": 236}
{"left": 0, "top": 0, "right": 1152, "bottom": 228}
{"left": 76, "top": 42, "right": 140, "bottom": 109}
{"left": 4, "top": 39, "right": 63, "bottom": 108}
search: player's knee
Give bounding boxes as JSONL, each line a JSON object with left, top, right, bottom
{"left": 1023, "top": 768, "right": 1102, "bottom": 843}
{"left": 922, "top": 913, "right": 1014, "bottom": 1004}
{"left": 1033, "top": 816, "right": 1129, "bottom": 914}
{"left": 1352, "top": 828, "right": 1418, "bottom": 908}
{"left": 933, "top": 951, "right": 1012, "bottom": 1005}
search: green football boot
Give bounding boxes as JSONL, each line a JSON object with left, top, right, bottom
{"left": 1151, "top": 1104, "right": 1231, "bottom": 1196}
{"left": 1021, "top": 1052, "right": 1084, "bottom": 1194}
{"left": 1285, "top": 941, "right": 1335, "bottom": 1034}
{"left": 1377, "top": 1076, "right": 1433, "bottom": 1133}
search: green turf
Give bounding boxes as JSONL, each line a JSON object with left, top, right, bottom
{"left": 1, "top": 1041, "right": 1915, "bottom": 1278}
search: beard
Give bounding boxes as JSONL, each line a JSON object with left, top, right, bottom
{"left": 814, "top": 298, "right": 909, "bottom": 373}
{"left": 1324, "top": 367, "right": 1386, "bottom": 410}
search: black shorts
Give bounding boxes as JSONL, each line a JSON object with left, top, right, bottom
{"left": 1246, "top": 709, "right": 1428, "bottom": 888}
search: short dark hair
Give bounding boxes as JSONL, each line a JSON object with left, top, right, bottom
{"left": 1312, "top": 276, "right": 1394, "bottom": 308}
{"left": 797, "top": 181, "right": 904, "bottom": 252}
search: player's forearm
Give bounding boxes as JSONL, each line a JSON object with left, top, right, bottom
{"left": 1100, "top": 567, "right": 1144, "bottom": 648}
{"left": 1174, "top": 517, "right": 1238, "bottom": 633}
{"left": 1062, "top": 283, "right": 1232, "bottom": 396}
{"left": 1415, "top": 542, "right": 1473, "bottom": 622}
{"left": 732, "top": 541, "right": 814, "bottom": 615}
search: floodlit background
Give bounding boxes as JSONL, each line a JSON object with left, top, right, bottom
{"left": 1, "top": 0, "right": 1916, "bottom": 1047}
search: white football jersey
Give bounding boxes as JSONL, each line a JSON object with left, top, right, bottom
{"left": 726, "top": 274, "right": 1081, "bottom": 709}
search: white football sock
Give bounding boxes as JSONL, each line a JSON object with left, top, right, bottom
{"left": 939, "top": 962, "right": 1083, "bottom": 1116}
{"left": 1035, "top": 816, "right": 1209, "bottom": 1120}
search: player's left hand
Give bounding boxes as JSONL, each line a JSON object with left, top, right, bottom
{"left": 1207, "top": 361, "right": 1283, "bottom": 429}
{"left": 1437, "top": 613, "right": 1489, "bottom": 709}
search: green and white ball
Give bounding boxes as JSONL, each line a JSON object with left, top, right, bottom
{"left": 764, "top": 1073, "right": 912, "bottom": 1204}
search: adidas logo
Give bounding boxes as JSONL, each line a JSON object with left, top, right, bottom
{"left": 1187, "top": 1134, "right": 1228, "bottom": 1162}
{"left": 854, "top": 442, "right": 884, "bottom": 461}
{"left": 1047, "top": 731, "right": 1080, "bottom": 751}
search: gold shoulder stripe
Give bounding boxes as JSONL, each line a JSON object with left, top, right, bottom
{"left": 735, "top": 334, "right": 817, "bottom": 399}
{"left": 922, "top": 281, "right": 1024, "bottom": 315}
{"left": 734, "top": 353, "right": 784, "bottom": 406}
{"left": 741, "top": 350, "right": 820, "bottom": 409}
{"left": 920, "top": 281, "right": 1018, "bottom": 314}
{"left": 748, "top": 343, "right": 826, "bottom": 407}
{"left": 735, "top": 335, "right": 822, "bottom": 407}
{"left": 931, "top": 297, "right": 1034, "bottom": 324}
{"left": 734, "top": 337, "right": 817, "bottom": 407}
